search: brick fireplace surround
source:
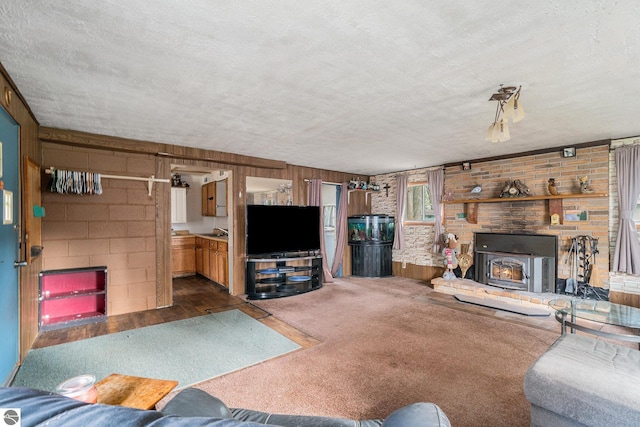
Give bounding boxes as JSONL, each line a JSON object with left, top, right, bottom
{"left": 372, "top": 144, "right": 612, "bottom": 295}
{"left": 442, "top": 145, "right": 610, "bottom": 287}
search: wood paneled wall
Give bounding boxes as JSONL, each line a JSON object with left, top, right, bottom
{"left": 1, "top": 62, "right": 42, "bottom": 362}
{"left": 39, "top": 128, "right": 371, "bottom": 307}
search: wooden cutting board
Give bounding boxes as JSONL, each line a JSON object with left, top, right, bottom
{"left": 95, "top": 373, "right": 178, "bottom": 410}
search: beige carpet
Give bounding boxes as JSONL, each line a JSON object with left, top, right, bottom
{"left": 176, "top": 277, "right": 559, "bottom": 426}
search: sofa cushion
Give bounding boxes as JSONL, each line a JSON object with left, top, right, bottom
{"left": 524, "top": 334, "right": 640, "bottom": 427}
{"left": 0, "top": 387, "right": 450, "bottom": 427}
{"left": 0, "top": 387, "right": 278, "bottom": 426}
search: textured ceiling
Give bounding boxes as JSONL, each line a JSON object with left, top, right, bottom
{"left": 1, "top": 1, "right": 639, "bottom": 175}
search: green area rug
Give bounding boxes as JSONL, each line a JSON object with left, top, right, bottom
{"left": 13, "top": 309, "right": 300, "bottom": 391}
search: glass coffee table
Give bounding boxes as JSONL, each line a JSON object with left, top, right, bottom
{"left": 549, "top": 298, "right": 640, "bottom": 345}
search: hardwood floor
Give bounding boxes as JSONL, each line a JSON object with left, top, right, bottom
{"left": 31, "top": 275, "right": 319, "bottom": 350}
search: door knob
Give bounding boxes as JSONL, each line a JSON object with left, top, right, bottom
{"left": 14, "top": 261, "right": 28, "bottom": 268}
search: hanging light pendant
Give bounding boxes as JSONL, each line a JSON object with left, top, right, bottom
{"left": 512, "top": 91, "right": 525, "bottom": 123}
{"left": 486, "top": 84, "right": 523, "bottom": 141}
{"left": 486, "top": 122, "right": 499, "bottom": 142}
{"left": 499, "top": 119, "right": 510, "bottom": 141}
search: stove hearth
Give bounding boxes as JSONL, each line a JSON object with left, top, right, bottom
{"left": 475, "top": 233, "right": 557, "bottom": 293}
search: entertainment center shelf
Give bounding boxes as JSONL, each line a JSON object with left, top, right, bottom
{"left": 246, "top": 255, "right": 322, "bottom": 300}
{"left": 443, "top": 192, "right": 608, "bottom": 224}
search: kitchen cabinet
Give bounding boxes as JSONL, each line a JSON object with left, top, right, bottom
{"left": 201, "top": 182, "right": 216, "bottom": 216}
{"left": 208, "top": 240, "right": 218, "bottom": 282}
{"left": 171, "top": 187, "right": 187, "bottom": 223}
{"left": 195, "top": 235, "right": 228, "bottom": 288}
{"left": 171, "top": 235, "right": 196, "bottom": 278}
{"left": 201, "top": 179, "right": 227, "bottom": 217}
{"left": 216, "top": 179, "right": 228, "bottom": 217}
{"left": 215, "top": 241, "right": 229, "bottom": 287}
{"left": 195, "top": 237, "right": 204, "bottom": 275}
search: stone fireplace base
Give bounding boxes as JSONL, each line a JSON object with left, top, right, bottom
{"left": 431, "top": 277, "right": 559, "bottom": 310}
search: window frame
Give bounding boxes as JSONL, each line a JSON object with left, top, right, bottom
{"left": 403, "top": 181, "right": 436, "bottom": 225}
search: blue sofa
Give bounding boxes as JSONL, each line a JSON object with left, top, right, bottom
{"left": 0, "top": 387, "right": 451, "bottom": 427}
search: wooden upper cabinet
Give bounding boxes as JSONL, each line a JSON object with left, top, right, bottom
{"left": 201, "top": 182, "right": 216, "bottom": 216}
{"left": 215, "top": 179, "right": 228, "bottom": 217}
{"left": 202, "top": 179, "right": 227, "bottom": 217}
{"left": 171, "top": 187, "right": 187, "bottom": 223}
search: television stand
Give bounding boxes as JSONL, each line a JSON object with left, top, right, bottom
{"left": 246, "top": 254, "right": 322, "bottom": 300}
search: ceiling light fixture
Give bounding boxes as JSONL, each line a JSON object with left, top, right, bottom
{"left": 486, "top": 85, "right": 524, "bottom": 143}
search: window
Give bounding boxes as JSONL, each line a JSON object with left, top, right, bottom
{"left": 405, "top": 182, "right": 435, "bottom": 223}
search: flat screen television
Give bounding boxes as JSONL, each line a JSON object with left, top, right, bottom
{"left": 246, "top": 204, "right": 321, "bottom": 257}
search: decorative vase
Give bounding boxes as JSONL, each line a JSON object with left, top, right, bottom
{"left": 457, "top": 243, "right": 473, "bottom": 279}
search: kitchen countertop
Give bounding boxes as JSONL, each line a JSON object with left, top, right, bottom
{"left": 171, "top": 232, "right": 228, "bottom": 242}
{"left": 193, "top": 233, "right": 228, "bottom": 242}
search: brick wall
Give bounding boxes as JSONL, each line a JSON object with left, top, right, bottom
{"left": 373, "top": 145, "right": 611, "bottom": 287}
{"left": 609, "top": 137, "right": 640, "bottom": 295}
{"left": 42, "top": 143, "right": 158, "bottom": 315}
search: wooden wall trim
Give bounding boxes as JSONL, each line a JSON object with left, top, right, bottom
{"left": 0, "top": 61, "right": 39, "bottom": 125}
{"left": 441, "top": 139, "right": 611, "bottom": 168}
{"left": 39, "top": 127, "right": 287, "bottom": 169}
{"left": 155, "top": 157, "right": 172, "bottom": 308}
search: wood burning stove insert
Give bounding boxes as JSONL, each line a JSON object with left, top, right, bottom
{"left": 474, "top": 233, "right": 557, "bottom": 293}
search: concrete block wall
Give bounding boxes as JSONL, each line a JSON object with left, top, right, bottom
{"left": 609, "top": 137, "right": 640, "bottom": 295}
{"left": 42, "top": 143, "right": 158, "bottom": 315}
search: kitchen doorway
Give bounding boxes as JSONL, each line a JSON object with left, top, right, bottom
{"left": 170, "top": 166, "right": 234, "bottom": 294}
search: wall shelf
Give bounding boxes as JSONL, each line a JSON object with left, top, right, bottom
{"left": 443, "top": 192, "right": 608, "bottom": 205}
{"left": 39, "top": 266, "right": 107, "bottom": 331}
{"left": 443, "top": 192, "right": 608, "bottom": 224}
{"left": 347, "top": 189, "right": 378, "bottom": 204}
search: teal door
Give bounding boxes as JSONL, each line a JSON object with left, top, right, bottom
{"left": 0, "top": 106, "right": 20, "bottom": 386}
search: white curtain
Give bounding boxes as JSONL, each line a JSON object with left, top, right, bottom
{"left": 426, "top": 168, "right": 445, "bottom": 253}
{"left": 331, "top": 183, "right": 349, "bottom": 277}
{"left": 393, "top": 175, "right": 408, "bottom": 250}
{"left": 613, "top": 144, "right": 640, "bottom": 274}
{"left": 307, "top": 179, "right": 334, "bottom": 282}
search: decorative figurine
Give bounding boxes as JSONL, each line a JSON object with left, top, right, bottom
{"left": 457, "top": 243, "right": 473, "bottom": 279}
{"left": 513, "top": 179, "right": 531, "bottom": 196}
{"left": 579, "top": 176, "right": 594, "bottom": 194}
{"left": 499, "top": 181, "right": 512, "bottom": 198}
{"left": 442, "top": 233, "right": 458, "bottom": 280}
{"left": 499, "top": 179, "right": 531, "bottom": 197}
{"left": 548, "top": 178, "right": 559, "bottom": 195}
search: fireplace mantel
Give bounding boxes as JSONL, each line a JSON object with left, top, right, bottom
{"left": 443, "top": 192, "right": 608, "bottom": 224}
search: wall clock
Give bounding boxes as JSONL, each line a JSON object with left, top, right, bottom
{"left": 562, "top": 147, "right": 576, "bottom": 158}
